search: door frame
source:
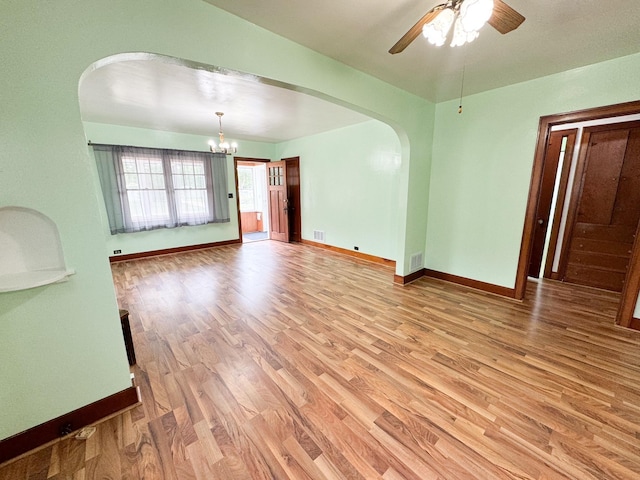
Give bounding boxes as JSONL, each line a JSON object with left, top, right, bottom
{"left": 515, "top": 100, "right": 640, "bottom": 328}
{"left": 233, "top": 157, "right": 271, "bottom": 242}
{"left": 618, "top": 220, "right": 640, "bottom": 328}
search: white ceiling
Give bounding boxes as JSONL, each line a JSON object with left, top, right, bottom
{"left": 203, "top": 0, "right": 640, "bottom": 102}
{"left": 79, "top": 58, "right": 371, "bottom": 143}
{"left": 79, "top": 0, "right": 640, "bottom": 144}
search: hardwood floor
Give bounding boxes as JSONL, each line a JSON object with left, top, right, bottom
{"left": 3, "top": 241, "right": 640, "bottom": 479}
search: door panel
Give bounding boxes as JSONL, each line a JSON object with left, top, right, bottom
{"left": 562, "top": 122, "right": 640, "bottom": 292}
{"left": 611, "top": 128, "right": 640, "bottom": 226}
{"left": 565, "top": 235, "right": 633, "bottom": 257}
{"left": 568, "top": 250, "right": 631, "bottom": 271}
{"left": 575, "top": 129, "right": 628, "bottom": 225}
{"left": 267, "top": 161, "right": 289, "bottom": 242}
{"left": 564, "top": 265, "right": 628, "bottom": 291}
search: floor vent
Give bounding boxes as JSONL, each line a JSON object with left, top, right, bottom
{"left": 313, "top": 230, "right": 325, "bottom": 242}
{"left": 410, "top": 252, "right": 423, "bottom": 272}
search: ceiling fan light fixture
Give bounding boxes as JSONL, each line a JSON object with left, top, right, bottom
{"left": 422, "top": 8, "right": 455, "bottom": 46}
{"left": 459, "top": 0, "right": 494, "bottom": 33}
{"left": 389, "top": 0, "right": 523, "bottom": 54}
{"left": 450, "top": 16, "right": 479, "bottom": 47}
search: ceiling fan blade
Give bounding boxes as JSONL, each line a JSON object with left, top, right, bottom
{"left": 487, "top": 0, "right": 525, "bottom": 34}
{"left": 389, "top": 5, "right": 445, "bottom": 54}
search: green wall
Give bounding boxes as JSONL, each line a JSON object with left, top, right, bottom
{"left": 277, "top": 120, "right": 402, "bottom": 260}
{"left": 426, "top": 53, "right": 640, "bottom": 288}
{"left": 1, "top": 0, "right": 433, "bottom": 440}
{"left": 5, "top": 0, "right": 635, "bottom": 444}
{"left": 86, "top": 120, "right": 402, "bottom": 262}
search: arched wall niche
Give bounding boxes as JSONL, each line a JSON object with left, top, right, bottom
{"left": 0, "top": 206, "right": 75, "bottom": 292}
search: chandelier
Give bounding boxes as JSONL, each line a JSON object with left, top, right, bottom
{"left": 422, "top": 0, "right": 494, "bottom": 47}
{"left": 208, "top": 112, "right": 238, "bottom": 155}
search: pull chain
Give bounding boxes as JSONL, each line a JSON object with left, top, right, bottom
{"left": 458, "top": 64, "right": 465, "bottom": 114}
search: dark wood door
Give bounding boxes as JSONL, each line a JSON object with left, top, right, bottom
{"left": 528, "top": 130, "right": 577, "bottom": 277}
{"left": 283, "top": 157, "right": 301, "bottom": 243}
{"left": 267, "top": 161, "right": 289, "bottom": 242}
{"left": 561, "top": 122, "right": 640, "bottom": 291}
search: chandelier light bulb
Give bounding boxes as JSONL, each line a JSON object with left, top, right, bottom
{"left": 209, "top": 111, "right": 238, "bottom": 155}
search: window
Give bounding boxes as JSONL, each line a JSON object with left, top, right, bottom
{"left": 237, "top": 166, "right": 257, "bottom": 212}
{"left": 93, "top": 145, "right": 230, "bottom": 234}
{"left": 171, "top": 158, "right": 209, "bottom": 221}
{"left": 121, "top": 153, "right": 170, "bottom": 224}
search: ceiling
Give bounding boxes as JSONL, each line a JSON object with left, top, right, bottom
{"left": 79, "top": 0, "right": 640, "bottom": 144}
{"left": 203, "top": 0, "right": 640, "bottom": 102}
{"left": 79, "top": 59, "right": 372, "bottom": 143}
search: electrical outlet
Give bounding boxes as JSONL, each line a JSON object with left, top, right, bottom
{"left": 114, "top": 249, "right": 122, "bottom": 254}
{"left": 354, "top": 246, "right": 359, "bottom": 251}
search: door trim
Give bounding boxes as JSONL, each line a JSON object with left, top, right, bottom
{"left": 618, "top": 220, "right": 640, "bottom": 328}
{"left": 515, "top": 100, "right": 640, "bottom": 329}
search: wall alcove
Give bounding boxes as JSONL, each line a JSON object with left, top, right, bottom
{"left": 0, "top": 206, "right": 75, "bottom": 292}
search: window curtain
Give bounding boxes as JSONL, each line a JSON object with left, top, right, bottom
{"left": 92, "top": 145, "right": 230, "bottom": 234}
{"left": 209, "top": 152, "right": 229, "bottom": 222}
{"left": 93, "top": 146, "right": 127, "bottom": 234}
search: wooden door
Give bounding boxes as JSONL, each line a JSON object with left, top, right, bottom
{"left": 560, "top": 121, "right": 640, "bottom": 291}
{"left": 527, "top": 130, "right": 577, "bottom": 277}
{"left": 267, "top": 161, "right": 289, "bottom": 242}
{"left": 283, "top": 157, "right": 301, "bottom": 243}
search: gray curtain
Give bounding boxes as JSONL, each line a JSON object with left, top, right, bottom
{"left": 93, "top": 146, "right": 126, "bottom": 234}
{"left": 210, "top": 153, "right": 230, "bottom": 222}
{"left": 92, "top": 145, "right": 230, "bottom": 234}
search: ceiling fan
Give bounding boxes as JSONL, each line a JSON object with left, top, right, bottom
{"left": 389, "top": 0, "right": 525, "bottom": 53}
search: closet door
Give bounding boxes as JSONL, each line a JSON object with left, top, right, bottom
{"left": 561, "top": 122, "right": 640, "bottom": 291}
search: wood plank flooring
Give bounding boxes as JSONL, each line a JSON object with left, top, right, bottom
{"left": 2, "top": 241, "right": 640, "bottom": 479}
